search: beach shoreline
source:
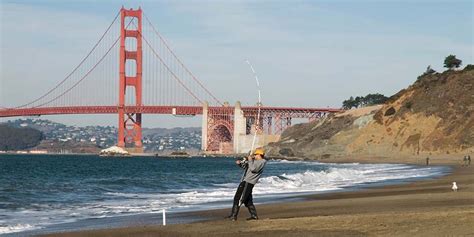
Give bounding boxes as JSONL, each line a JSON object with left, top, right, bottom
{"left": 39, "top": 156, "right": 474, "bottom": 237}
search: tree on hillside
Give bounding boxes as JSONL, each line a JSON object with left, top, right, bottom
{"left": 342, "top": 96, "right": 356, "bottom": 109}
{"left": 364, "top": 93, "right": 388, "bottom": 105}
{"left": 444, "top": 55, "right": 462, "bottom": 70}
{"left": 354, "top": 96, "right": 363, "bottom": 107}
{"left": 342, "top": 93, "right": 388, "bottom": 109}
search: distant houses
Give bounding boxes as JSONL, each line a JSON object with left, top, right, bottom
{"left": 2, "top": 119, "right": 202, "bottom": 153}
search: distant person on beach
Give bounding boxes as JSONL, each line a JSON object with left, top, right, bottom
{"left": 468, "top": 155, "right": 471, "bottom": 166}
{"left": 227, "top": 148, "right": 267, "bottom": 221}
{"left": 463, "top": 156, "right": 468, "bottom": 167}
{"left": 426, "top": 157, "right": 430, "bottom": 166}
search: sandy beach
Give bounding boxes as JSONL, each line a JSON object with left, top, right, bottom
{"left": 42, "top": 156, "right": 474, "bottom": 237}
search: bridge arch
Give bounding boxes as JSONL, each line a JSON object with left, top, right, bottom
{"left": 207, "top": 121, "right": 233, "bottom": 153}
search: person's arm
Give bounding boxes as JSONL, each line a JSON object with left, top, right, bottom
{"left": 235, "top": 159, "right": 248, "bottom": 169}
{"left": 248, "top": 159, "right": 264, "bottom": 173}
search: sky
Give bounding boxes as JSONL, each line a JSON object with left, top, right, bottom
{"left": 0, "top": 0, "right": 473, "bottom": 128}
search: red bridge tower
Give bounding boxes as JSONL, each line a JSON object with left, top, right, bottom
{"left": 118, "top": 7, "right": 143, "bottom": 150}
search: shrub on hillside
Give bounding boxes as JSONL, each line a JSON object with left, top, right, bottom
{"left": 464, "top": 64, "right": 474, "bottom": 71}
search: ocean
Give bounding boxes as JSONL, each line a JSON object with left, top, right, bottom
{"left": 0, "top": 154, "right": 449, "bottom": 236}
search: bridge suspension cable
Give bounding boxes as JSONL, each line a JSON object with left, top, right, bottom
{"left": 13, "top": 10, "right": 121, "bottom": 109}
{"left": 34, "top": 35, "right": 120, "bottom": 108}
{"left": 32, "top": 17, "right": 136, "bottom": 108}
{"left": 131, "top": 20, "right": 203, "bottom": 105}
{"left": 143, "top": 12, "right": 222, "bottom": 106}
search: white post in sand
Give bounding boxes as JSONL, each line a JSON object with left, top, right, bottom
{"left": 162, "top": 209, "right": 166, "bottom": 226}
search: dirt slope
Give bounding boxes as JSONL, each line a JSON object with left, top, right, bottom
{"left": 266, "top": 67, "right": 474, "bottom": 159}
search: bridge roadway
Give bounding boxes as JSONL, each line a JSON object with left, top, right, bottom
{"left": 0, "top": 106, "right": 342, "bottom": 118}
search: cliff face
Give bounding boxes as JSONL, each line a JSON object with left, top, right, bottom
{"left": 266, "top": 68, "right": 474, "bottom": 159}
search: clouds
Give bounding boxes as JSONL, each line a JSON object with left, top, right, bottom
{"left": 1, "top": 1, "right": 472, "bottom": 127}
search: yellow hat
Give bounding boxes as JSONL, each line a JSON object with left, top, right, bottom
{"left": 254, "top": 148, "right": 265, "bottom": 156}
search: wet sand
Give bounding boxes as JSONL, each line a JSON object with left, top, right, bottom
{"left": 43, "top": 156, "right": 474, "bottom": 237}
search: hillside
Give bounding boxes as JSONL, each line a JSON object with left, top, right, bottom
{"left": 0, "top": 125, "right": 44, "bottom": 151}
{"left": 266, "top": 67, "right": 474, "bottom": 159}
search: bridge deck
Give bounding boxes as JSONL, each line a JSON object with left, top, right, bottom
{"left": 0, "top": 106, "right": 342, "bottom": 118}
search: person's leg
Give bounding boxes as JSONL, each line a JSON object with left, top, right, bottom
{"left": 227, "top": 181, "right": 245, "bottom": 220}
{"left": 243, "top": 184, "right": 258, "bottom": 220}
{"left": 245, "top": 195, "right": 258, "bottom": 220}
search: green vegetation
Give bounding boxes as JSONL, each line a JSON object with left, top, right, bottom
{"left": 444, "top": 55, "right": 462, "bottom": 70}
{"left": 464, "top": 64, "right": 474, "bottom": 71}
{"left": 0, "top": 125, "right": 43, "bottom": 151}
{"left": 342, "top": 93, "right": 388, "bottom": 109}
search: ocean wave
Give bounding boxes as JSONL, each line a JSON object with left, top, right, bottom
{"left": 257, "top": 168, "right": 360, "bottom": 193}
{"left": 0, "top": 224, "right": 37, "bottom": 234}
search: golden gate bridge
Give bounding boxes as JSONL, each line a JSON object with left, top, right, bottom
{"left": 0, "top": 7, "right": 342, "bottom": 153}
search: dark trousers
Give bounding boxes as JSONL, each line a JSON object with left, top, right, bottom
{"left": 229, "top": 181, "right": 258, "bottom": 219}
{"left": 233, "top": 181, "right": 254, "bottom": 207}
